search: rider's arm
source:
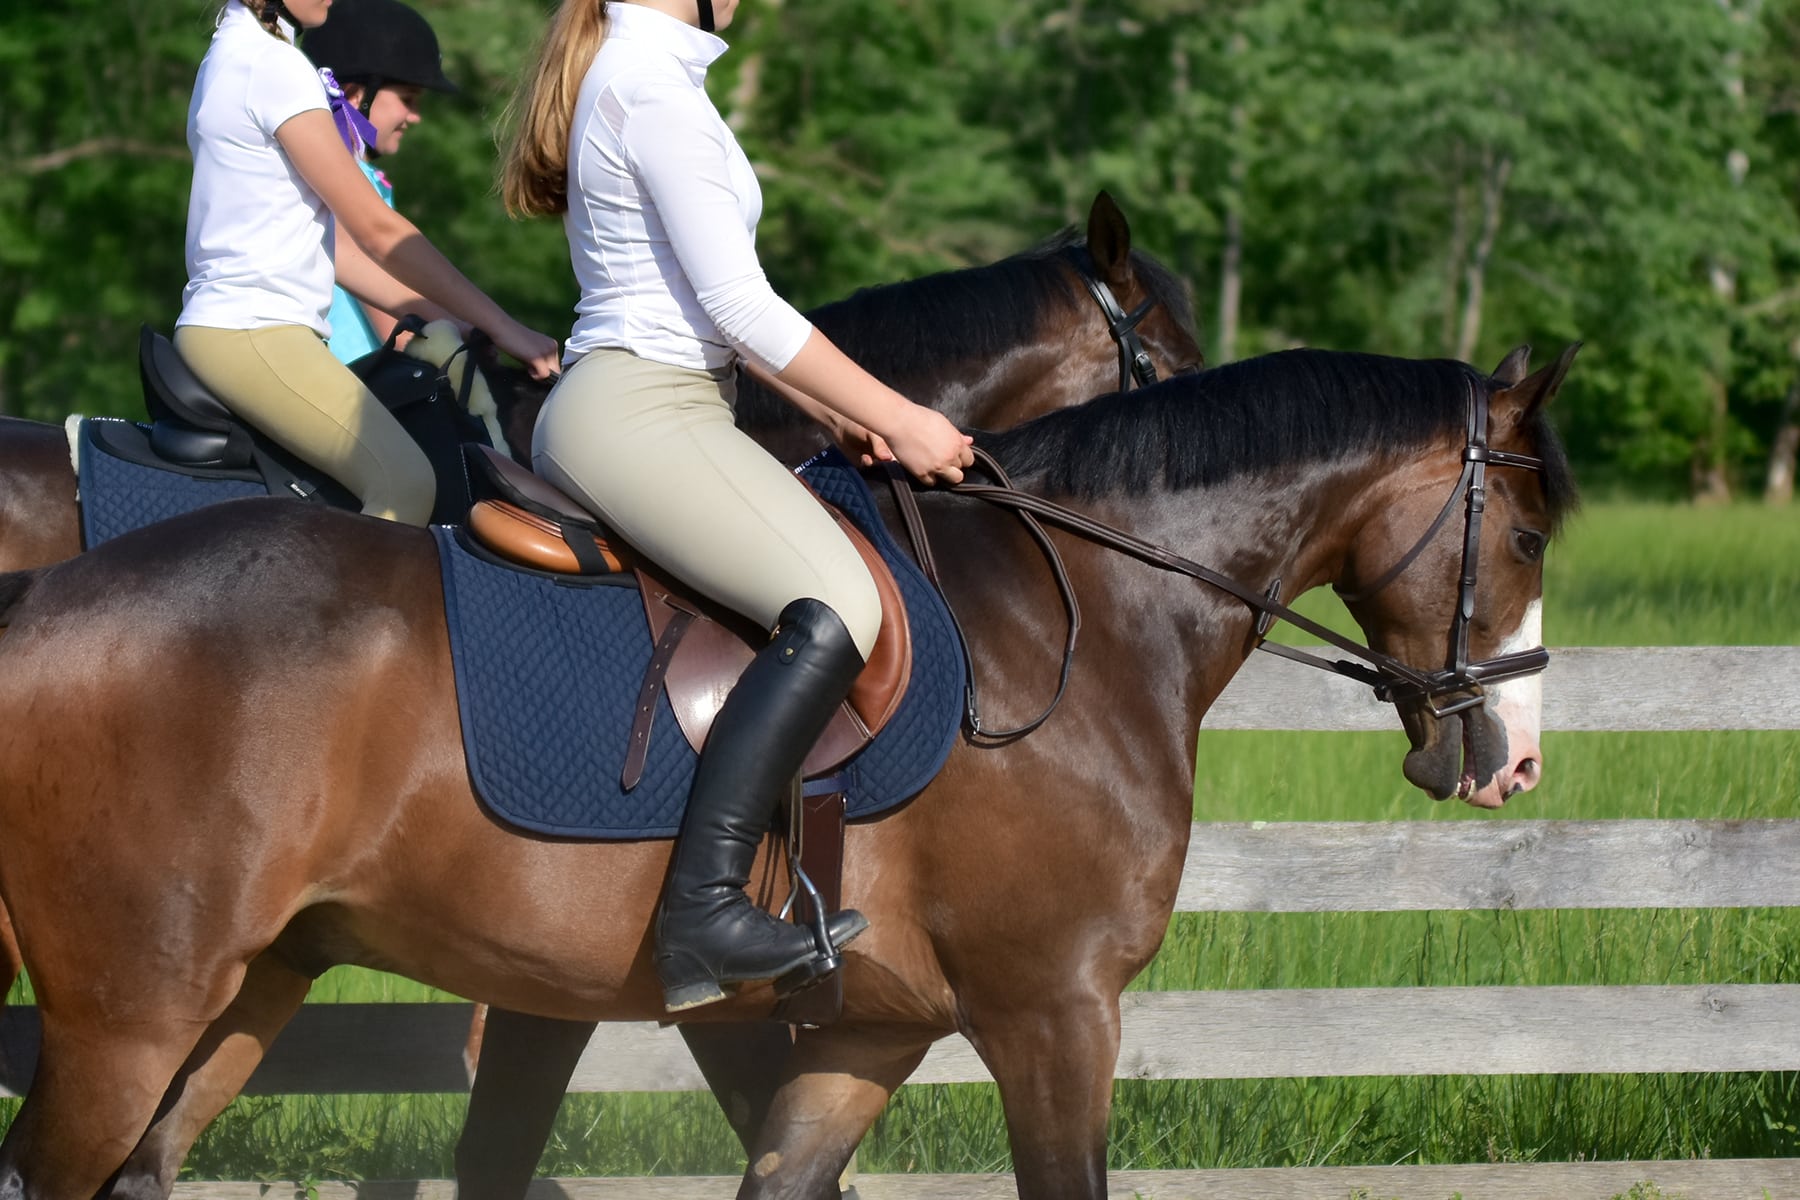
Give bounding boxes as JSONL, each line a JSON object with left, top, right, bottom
{"left": 741, "top": 360, "right": 895, "bottom": 467}
{"left": 625, "top": 82, "right": 967, "bottom": 482}
{"left": 331, "top": 226, "right": 461, "bottom": 342}
{"left": 276, "top": 109, "right": 559, "bottom": 377}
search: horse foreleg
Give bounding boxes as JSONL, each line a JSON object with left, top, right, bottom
{"left": 963, "top": 991, "right": 1121, "bottom": 1200}
{"left": 678, "top": 1021, "right": 796, "bottom": 1151}
{"left": 0, "top": 1009, "right": 210, "bottom": 1200}
{"left": 454, "top": 1007, "right": 597, "bottom": 1200}
{"left": 95, "top": 953, "right": 313, "bottom": 1200}
{"left": 736, "top": 1025, "right": 931, "bottom": 1200}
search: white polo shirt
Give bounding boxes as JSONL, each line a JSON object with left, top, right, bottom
{"left": 178, "top": 1, "right": 335, "bottom": 336}
{"left": 563, "top": 2, "right": 813, "bottom": 374}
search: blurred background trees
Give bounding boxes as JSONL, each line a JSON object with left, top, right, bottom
{"left": 6, "top": 0, "right": 1800, "bottom": 500}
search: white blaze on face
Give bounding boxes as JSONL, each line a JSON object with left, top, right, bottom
{"left": 1488, "top": 598, "right": 1544, "bottom": 788}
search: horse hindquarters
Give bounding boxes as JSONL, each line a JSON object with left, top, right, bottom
{"left": 0, "top": 505, "right": 430, "bottom": 1193}
{"left": 0, "top": 417, "right": 81, "bottom": 575}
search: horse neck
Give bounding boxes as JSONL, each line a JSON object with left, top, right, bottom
{"left": 946, "top": 445, "right": 1411, "bottom": 796}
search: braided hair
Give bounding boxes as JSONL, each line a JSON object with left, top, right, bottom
{"left": 218, "top": 0, "right": 293, "bottom": 42}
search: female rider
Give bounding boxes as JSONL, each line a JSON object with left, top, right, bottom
{"left": 300, "top": 0, "right": 465, "bottom": 363}
{"left": 178, "top": 0, "right": 559, "bottom": 526}
{"left": 501, "top": 0, "right": 975, "bottom": 1011}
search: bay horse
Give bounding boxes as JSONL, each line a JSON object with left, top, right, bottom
{"left": 0, "top": 190, "right": 1198, "bottom": 974}
{"left": 0, "top": 343, "right": 1576, "bottom": 1198}
{"left": 0, "top": 194, "right": 1200, "bottom": 1192}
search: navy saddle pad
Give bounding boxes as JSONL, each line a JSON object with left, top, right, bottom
{"left": 77, "top": 417, "right": 269, "bottom": 548}
{"left": 437, "top": 449, "right": 966, "bottom": 839}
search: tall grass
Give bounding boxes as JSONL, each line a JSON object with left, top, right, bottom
{"left": 3, "top": 500, "right": 1796, "bottom": 1182}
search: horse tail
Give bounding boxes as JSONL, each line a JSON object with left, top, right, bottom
{"left": 0, "top": 568, "right": 42, "bottom": 630}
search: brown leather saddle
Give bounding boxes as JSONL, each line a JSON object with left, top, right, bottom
{"left": 461, "top": 445, "right": 912, "bottom": 1024}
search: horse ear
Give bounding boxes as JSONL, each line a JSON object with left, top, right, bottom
{"left": 1494, "top": 342, "right": 1581, "bottom": 429}
{"left": 1086, "top": 190, "right": 1133, "bottom": 286}
{"left": 1491, "top": 344, "right": 1531, "bottom": 386}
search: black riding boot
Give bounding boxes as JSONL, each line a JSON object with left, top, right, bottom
{"left": 654, "top": 597, "right": 871, "bottom": 1012}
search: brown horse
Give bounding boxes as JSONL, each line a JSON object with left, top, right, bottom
{"left": 0, "top": 194, "right": 1199, "bottom": 1196}
{"left": 0, "top": 343, "right": 1576, "bottom": 1198}
{"left": 0, "top": 190, "right": 1200, "bottom": 1016}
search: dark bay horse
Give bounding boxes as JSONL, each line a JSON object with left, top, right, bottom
{"left": 0, "top": 190, "right": 1200, "bottom": 1009}
{"left": 0, "top": 344, "right": 1577, "bottom": 1198}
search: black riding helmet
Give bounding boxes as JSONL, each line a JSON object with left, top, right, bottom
{"left": 300, "top": 0, "right": 458, "bottom": 121}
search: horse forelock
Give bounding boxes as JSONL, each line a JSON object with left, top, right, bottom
{"left": 980, "top": 348, "right": 1575, "bottom": 529}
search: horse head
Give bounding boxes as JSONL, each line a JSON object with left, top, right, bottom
{"left": 1336, "top": 343, "right": 1580, "bottom": 809}
{"left": 1076, "top": 190, "right": 1205, "bottom": 392}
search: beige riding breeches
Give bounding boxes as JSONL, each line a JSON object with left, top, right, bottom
{"left": 531, "top": 348, "right": 881, "bottom": 659}
{"left": 174, "top": 323, "right": 436, "bottom": 526}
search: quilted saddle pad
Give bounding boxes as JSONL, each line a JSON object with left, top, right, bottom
{"left": 76, "top": 417, "right": 267, "bottom": 548}
{"left": 437, "top": 449, "right": 966, "bottom": 839}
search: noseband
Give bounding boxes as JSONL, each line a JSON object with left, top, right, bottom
{"left": 1072, "top": 259, "right": 1161, "bottom": 393}
{"left": 889, "top": 378, "right": 1551, "bottom": 740}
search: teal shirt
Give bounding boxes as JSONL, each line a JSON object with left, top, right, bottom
{"left": 326, "top": 158, "right": 395, "bottom": 365}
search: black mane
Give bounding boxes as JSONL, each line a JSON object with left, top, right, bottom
{"left": 734, "top": 231, "right": 1193, "bottom": 431}
{"left": 980, "top": 348, "right": 1578, "bottom": 530}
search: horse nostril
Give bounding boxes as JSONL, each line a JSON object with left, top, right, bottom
{"left": 1514, "top": 756, "right": 1542, "bottom": 792}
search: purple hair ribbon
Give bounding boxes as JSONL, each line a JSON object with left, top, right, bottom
{"left": 319, "top": 67, "right": 378, "bottom": 154}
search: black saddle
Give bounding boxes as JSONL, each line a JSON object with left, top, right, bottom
{"left": 127, "top": 321, "right": 491, "bottom": 524}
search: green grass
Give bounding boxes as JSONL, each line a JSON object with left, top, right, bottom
{"left": 4, "top": 499, "right": 1798, "bottom": 1184}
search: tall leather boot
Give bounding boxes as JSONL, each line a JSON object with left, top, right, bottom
{"left": 654, "top": 597, "right": 870, "bottom": 1012}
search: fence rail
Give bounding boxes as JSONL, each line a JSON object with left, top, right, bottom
{"left": 3, "top": 644, "right": 1795, "bottom": 1198}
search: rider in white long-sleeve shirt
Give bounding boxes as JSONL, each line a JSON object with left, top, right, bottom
{"left": 503, "top": 0, "right": 973, "bottom": 1012}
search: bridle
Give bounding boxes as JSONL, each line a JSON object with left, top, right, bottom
{"left": 1285, "top": 376, "right": 1550, "bottom": 718}
{"left": 1071, "top": 257, "right": 1162, "bottom": 393}
{"left": 887, "top": 376, "right": 1551, "bottom": 740}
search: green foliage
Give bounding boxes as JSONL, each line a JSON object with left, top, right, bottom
{"left": 6, "top": 2, "right": 1800, "bottom": 480}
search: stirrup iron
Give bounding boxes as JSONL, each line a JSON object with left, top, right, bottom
{"left": 774, "top": 865, "right": 846, "bottom": 997}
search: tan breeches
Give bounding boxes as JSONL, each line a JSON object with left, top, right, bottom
{"left": 174, "top": 324, "right": 436, "bottom": 526}
{"left": 531, "top": 348, "right": 880, "bottom": 658}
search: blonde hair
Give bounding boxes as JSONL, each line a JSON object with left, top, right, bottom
{"left": 217, "top": 0, "right": 291, "bottom": 42}
{"left": 499, "top": 0, "right": 610, "bottom": 218}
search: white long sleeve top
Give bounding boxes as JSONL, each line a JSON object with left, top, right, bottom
{"left": 562, "top": 2, "right": 812, "bottom": 373}
{"left": 179, "top": 1, "right": 334, "bottom": 335}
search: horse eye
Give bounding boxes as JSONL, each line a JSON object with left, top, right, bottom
{"left": 1512, "top": 528, "right": 1547, "bottom": 563}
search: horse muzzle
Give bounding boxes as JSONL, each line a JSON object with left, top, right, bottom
{"left": 1399, "top": 693, "right": 1512, "bottom": 808}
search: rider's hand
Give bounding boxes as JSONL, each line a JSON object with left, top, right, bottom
{"left": 882, "top": 405, "right": 975, "bottom": 486}
{"left": 829, "top": 416, "right": 895, "bottom": 468}
{"left": 493, "top": 319, "right": 562, "bottom": 380}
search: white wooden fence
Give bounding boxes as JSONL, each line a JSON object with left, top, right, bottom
{"left": 3, "top": 646, "right": 1798, "bottom": 1199}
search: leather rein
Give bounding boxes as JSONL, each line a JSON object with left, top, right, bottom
{"left": 885, "top": 378, "right": 1550, "bottom": 743}
{"left": 877, "top": 256, "right": 1167, "bottom": 742}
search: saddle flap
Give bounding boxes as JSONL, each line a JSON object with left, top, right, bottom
{"left": 138, "top": 326, "right": 236, "bottom": 432}
{"left": 636, "top": 510, "right": 913, "bottom": 779}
